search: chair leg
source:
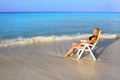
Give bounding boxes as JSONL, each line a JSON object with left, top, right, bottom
{"left": 77, "top": 49, "right": 84, "bottom": 60}
{"left": 87, "top": 46, "right": 96, "bottom": 60}
{"left": 76, "top": 49, "right": 80, "bottom": 55}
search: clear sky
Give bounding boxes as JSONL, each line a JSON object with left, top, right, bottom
{"left": 0, "top": 0, "right": 120, "bottom": 12}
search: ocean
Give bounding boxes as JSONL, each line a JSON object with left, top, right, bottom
{"left": 1, "top": 12, "right": 120, "bottom": 80}
{"left": 0, "top": 12, "right": 120, "bottom": 47}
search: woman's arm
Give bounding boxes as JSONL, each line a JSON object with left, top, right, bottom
{"left": 87, "top": 37, "right": 97, "bottom": 44}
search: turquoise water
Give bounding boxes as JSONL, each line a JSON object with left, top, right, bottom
{"left": 0, "top": 12, "right": 120, "bottom": 45}
{"left": 0, "top": 12, "right": 120, "bottom": 40}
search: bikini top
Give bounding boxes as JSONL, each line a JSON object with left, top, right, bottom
{"left": 89, "top": 35, "right": 97, "bottom": 41}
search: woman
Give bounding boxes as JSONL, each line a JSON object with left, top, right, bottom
{"left": 64, "top": 27, "right": 100, "bottom": 58}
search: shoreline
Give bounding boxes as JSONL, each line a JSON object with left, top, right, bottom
{"left": 0, "top": 33, "right": 119, "bottom": 48}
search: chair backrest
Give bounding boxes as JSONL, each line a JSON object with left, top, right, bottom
{"left": 91, "top": 30, "right": 101, "bottom": 50}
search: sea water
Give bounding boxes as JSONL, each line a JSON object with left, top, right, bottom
{"left": 0, "top": 12, "right": 120, "bottom": 47}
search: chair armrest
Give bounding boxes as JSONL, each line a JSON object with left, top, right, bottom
{"left": 81, "top": 43, "right": 90, "bottom": 45}
{"left": 80, "top": 43, "right": 94, "bottom": 46}
{"left": 80, "top": 40, "right": 87, "bottom": 43}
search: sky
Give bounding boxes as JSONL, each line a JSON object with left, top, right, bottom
{"left": 0, "top": 0, "right": 120, "bottom": 12}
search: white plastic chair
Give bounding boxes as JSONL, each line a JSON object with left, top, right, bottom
{"left": 76, "top": 31, "right": 101, "bottom": 60}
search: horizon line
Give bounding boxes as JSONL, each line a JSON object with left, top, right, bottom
{"left": 0, "top": 11, "right": 120, "bottom": 13}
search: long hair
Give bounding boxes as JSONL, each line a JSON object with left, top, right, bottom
{"left": 94, "top": 27, "right": 100, "bottom": 36}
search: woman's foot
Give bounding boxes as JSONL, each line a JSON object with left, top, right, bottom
{"left": 64, "top": 53, "right": 74, "bottom": 58}
{"left": 69, "top": 53, "right": 74, "bottom": 57}
{"left": 64, "top": 53, "right": 69, "bottom": 58}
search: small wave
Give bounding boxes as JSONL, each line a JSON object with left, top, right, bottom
{"left": 0, "top": 34, "right": 118, "bottom": 47}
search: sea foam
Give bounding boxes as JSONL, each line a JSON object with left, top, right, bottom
{"left": 0, "top": 34, "right": 118, "bottom": 47}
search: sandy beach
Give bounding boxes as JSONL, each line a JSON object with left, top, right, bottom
{"left": 0, "top": 39, "right": 120, "bottom": 80}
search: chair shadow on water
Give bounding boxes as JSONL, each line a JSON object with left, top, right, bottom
{"left": 93, "top": 39, "right": 118, "bottom": 59}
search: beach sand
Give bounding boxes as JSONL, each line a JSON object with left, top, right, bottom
{"left": 0, "top": 39, "right": 120, "bottom": 80}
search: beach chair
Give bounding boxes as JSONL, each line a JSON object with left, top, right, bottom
{"left": 76, "top": 31, "right": 101, "bottom": 60}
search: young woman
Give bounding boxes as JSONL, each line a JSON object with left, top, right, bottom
{"left": 64, "top": 27, "right": 100, "bottom": 58}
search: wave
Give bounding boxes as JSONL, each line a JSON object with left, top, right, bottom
{"left": 0, "top": 33, "right": 119, "bottom": 47}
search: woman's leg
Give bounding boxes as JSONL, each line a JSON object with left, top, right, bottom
{"left": 72, "top": 42, "right": 80, "bottom": 47}
{"left": 64, "top": 45, "right": 82, "bottom": 58}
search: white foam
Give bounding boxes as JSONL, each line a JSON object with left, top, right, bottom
{"left": 100, "top": 33, "right": 118, "bottom": 39}
{"left": 0, "top": 34, "right": 118, "bottom": 47}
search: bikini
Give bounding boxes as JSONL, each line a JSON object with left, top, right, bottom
{"left": 89, "top": 35, "right": 97, "bottom": 44}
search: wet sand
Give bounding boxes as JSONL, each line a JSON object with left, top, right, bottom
{"left": 0, "top": 39, "right": 120, "bottom": 80}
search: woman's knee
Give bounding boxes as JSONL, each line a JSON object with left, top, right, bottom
{"left": 72, "top": 42, "right": 78, "bottom": 46}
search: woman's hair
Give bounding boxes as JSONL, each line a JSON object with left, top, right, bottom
{"left": 95, "top": 27, "right": 100, "bottom": 31}
{"left": 94, "top": 27, "right": 100, "bottom": 35}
